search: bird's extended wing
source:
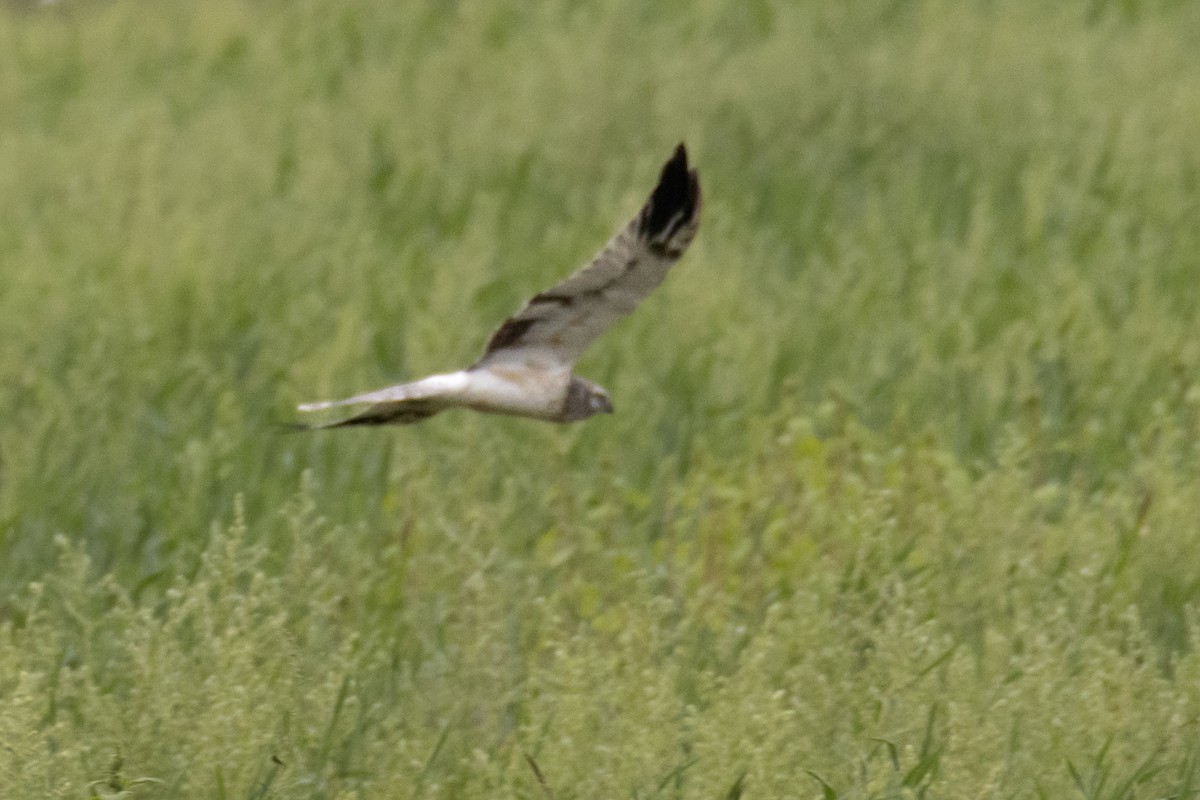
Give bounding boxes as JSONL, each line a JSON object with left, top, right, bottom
{"left": 474, "top": 143, "right": 701, "bottom": 369}
{"left": 295, "top": 372, "right": 469, "bottom": 428}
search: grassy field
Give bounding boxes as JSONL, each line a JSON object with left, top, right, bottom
{"left": 3, "top": 0, "right": 1200, "bottom": 796}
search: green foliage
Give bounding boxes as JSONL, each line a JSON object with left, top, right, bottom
{"left": 2, "top": 0, "right": 1200, "bottom": 796}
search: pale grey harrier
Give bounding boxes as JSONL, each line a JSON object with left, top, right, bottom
{"left": 296, "top": 144, "right": 701, "bottom": 428}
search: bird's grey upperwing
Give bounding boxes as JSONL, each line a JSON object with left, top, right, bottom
{"left": 474, "top": 143, "right": 701, "bottom": 369}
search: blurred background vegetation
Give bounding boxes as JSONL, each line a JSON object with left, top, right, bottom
{"left": 2, "top": 0, "right": 1200, "bottom": 797}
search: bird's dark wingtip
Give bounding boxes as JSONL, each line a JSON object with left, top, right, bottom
{"left": 643, "top": 142, "right": 700, "bottom": 240}
{"left": 274, "top": 419, "right": 316, "bottom": 434}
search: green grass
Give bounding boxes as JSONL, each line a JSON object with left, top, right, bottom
{"left": 3, "top": 0, "right": 1200, "bottom": 796}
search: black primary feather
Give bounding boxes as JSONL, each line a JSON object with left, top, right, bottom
{"left": 641, "top": 143, "right": 700, "bottom": 241}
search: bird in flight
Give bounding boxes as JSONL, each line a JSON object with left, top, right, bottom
{"left": 295, "top": 143, "right": 701, "bottom": 429}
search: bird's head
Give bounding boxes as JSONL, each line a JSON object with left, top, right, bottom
{"left": 563, "top": 377, "right": 614, "bottom": 422}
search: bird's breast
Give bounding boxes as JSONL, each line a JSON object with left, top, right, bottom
{"left": 460, "top": 364, "right": 571, "bottom": 420}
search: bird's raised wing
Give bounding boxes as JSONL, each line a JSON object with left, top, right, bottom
{"left": 474, "top": 143, "right": 700, "bottom": 369}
